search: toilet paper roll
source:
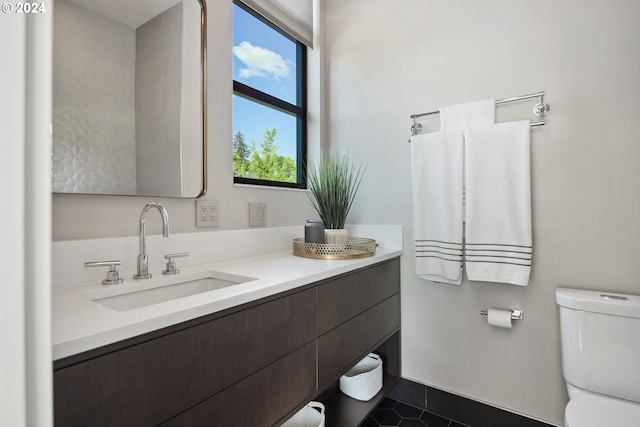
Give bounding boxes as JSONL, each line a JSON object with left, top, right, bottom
{"left": 487, "top": 309, "right": 513, "bottom": 329}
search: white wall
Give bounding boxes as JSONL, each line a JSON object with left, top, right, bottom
{"left": 1, "top": 5, "right": 53, "bottom": 426}
{"left": 2, "top": 14, "right": 28, "bottom": 425}
{"left": 325, "top": 0, "right": 640, "bottom": 425}
{"left": 52, "top": 0, "right": 319, "bottom": 240}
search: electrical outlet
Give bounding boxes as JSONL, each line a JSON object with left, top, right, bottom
{"left": 249, "top": 202, "right": 266, "bottom": 226}
{"left": 196, "top": 200, "right": 219, "bottom": 227}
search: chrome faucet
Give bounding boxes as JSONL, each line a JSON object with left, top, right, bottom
{"left": 134, "top": 202, "right": 169, "bottom": 279}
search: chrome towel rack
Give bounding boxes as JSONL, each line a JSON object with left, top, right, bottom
{"left": 410, "top": 91, "right": 550, "bottom": 137}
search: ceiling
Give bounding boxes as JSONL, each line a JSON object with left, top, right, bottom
{"left": 68, "top": 0, "right": 182, "bottom": 28}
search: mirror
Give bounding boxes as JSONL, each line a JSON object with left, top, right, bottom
{"left": 52, "top": 0, "right": 207, "bottom": 197}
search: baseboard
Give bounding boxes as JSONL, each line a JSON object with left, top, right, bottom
{"left": 388, "top": 378, "right": 557, "bottom": 427}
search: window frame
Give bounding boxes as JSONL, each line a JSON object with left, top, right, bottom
{"left": 232, "top": 1, "right": 308, "bottom": 189}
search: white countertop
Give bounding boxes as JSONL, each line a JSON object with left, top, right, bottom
{"left": 52, "top": 248, "right": 403, "bottom": 361}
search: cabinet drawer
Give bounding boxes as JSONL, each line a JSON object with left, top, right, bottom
{"left": 161, "top": 342, "right": 316, "bottom": 427}
{"left": 317, "top": 258, "right": 400, "bottom": 335}
{"left": 317, "top": 293, "right": 400, "bottom": 386}
{"left": 54, "top": 288, "right": 316, "bottom": 427}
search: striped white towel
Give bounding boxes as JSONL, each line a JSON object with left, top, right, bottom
{"left": 410, "top": 131, "right": 464, "bottom": 285}
{"left": 464, "top": 120, "right": 532, "bottom": 286}
{"left": 410, "top": 98, "right": 496, "bottom": 285}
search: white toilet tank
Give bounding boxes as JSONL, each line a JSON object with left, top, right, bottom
{"left": 556, "top": 288, "right": 640, "bottom": 404}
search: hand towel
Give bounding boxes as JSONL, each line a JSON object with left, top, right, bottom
{"left": 410, "top": 131, "right": 464, "bottom": 285}
{"left": 464, "top": 120, "right": 532, "bottom": 286}
{"left": 440, "top": 99, "right": 496, "bottom": 131}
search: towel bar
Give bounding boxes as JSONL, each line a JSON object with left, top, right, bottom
{"left": 409, "top": 91, "right": 549, "bottom": 138}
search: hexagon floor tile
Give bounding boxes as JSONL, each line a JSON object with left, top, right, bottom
{"left": 362, "top": 397, "right": 469, "bottom": 427}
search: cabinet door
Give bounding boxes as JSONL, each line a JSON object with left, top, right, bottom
{"left": 317, "top": 258, "right": 400, "bottom": 335}
{"left": 54, "top": 288, "right": 316, "bottom": 427}
{"left": 317, "top": 294, "right": 400, "bottom": 386}
{"left": 161, "top": 342, "right": 316, "bottom": 427}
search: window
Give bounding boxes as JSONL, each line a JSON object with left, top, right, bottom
{"left": 232, "top": 1, "right": 307, "bottom": 188}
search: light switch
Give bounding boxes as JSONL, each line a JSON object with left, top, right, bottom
{"left": 249, "top": 202, "right": 266, "bottom": 226}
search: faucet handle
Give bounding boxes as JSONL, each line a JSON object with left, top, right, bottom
{"left": 85, "top": 260, "right": 124, "bottom": 285}
{"left": 163, "top": 252, "right": 189, "bottom": 275}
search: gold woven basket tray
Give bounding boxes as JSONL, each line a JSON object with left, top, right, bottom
{"left": 293, "top": 237, "right": 377, "bottom": 259}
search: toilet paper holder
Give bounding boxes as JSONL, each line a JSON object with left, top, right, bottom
{"left": 480, "top": 309, "right": 524, "bottom": 320}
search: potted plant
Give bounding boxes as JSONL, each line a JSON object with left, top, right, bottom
{"left": 306, "top": 151, "right": 366, "bottom": 246}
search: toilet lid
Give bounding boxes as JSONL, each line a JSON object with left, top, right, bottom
{"left": 565, "top": 394, "right": 640, "bottom": 427}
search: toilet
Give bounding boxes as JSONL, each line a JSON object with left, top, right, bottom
{"left": 556, "top": 288, "right": 640, "bottom": 426}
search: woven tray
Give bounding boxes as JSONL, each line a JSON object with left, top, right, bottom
{"left": 293, "top": 237, "right": 376, "bottom": 259}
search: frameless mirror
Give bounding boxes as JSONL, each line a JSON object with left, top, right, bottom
{"left": 52, "top": 0, "right": 207, "bottom": 197}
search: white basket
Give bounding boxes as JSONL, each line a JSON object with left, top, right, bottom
{"left": 280, "top": 401, "right": 325, "bottom": 427}
{"left": 339, "top": 353, "right": 383, "bottom": 401}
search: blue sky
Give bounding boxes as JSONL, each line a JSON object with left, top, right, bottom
{"left": 232, "top": 4, "right": 298, "bottom": 160}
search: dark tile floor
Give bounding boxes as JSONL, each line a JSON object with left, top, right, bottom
{"left": 363, "top": 397, "right": 469, "bottom": 427}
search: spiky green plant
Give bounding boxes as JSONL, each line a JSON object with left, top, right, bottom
{"left": 306, "top": 151, "right": 366, "bottom": 230}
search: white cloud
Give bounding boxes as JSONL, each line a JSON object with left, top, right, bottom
{"left": 233, "top": 41, "right": 292, "bottom": 81}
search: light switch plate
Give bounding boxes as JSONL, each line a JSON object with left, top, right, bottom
{"left": 249, "top": 202, "right": 266, "bottom": 226}
{"left": 196, "top": 200, "right": 219, "bottom": 227}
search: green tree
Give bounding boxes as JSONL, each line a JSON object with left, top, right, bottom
{"left": 235, "top": 128, "right": 297, "bottom": 183}
{"left": 233, "top": 131, "right": 251, "bottom": 177}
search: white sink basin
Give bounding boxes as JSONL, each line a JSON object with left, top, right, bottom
{"left": 83, "top": 271, "right": 256, "bottom": 311}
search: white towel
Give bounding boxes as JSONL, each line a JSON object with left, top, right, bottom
{"left": 411, "top": 131, "right": 464, "bottom": 284}
{"left": 410, "top": 99, "right": 495, "bottom": 285}
{"left": 464, "top": 120, "right": 532, "bottom": 286}
{"left": 441, "top": 99, "right": 495, "bottom": 131}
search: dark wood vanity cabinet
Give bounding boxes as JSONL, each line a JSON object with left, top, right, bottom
{"left": 163, "top": 342, "right": 317, "bottom": 427}
{"left": 53, "top": 257, "right": 401, "bottom": 427}
{"left": 54, "top": 288, "right": 317, "bottom": 427}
